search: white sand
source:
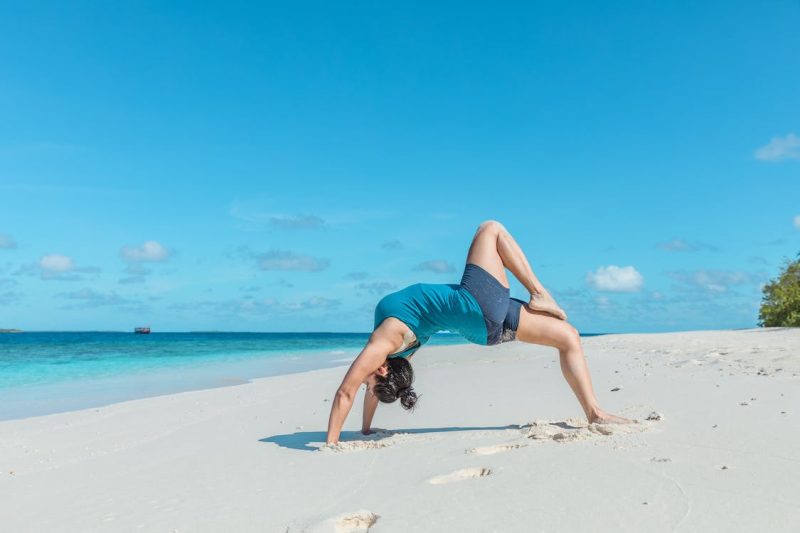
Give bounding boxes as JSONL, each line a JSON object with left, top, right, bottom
{"left": 1, "top": 328, "right": 799, "bottom": 532}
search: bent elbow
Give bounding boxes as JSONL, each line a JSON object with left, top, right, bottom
{"left": 335, "top": 388, "right": 354, "bottom": 404}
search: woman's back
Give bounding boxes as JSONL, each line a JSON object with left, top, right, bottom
{"left": 374, "top": 282, "right": 488, "bottom": 349}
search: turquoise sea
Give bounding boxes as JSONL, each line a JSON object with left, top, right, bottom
{"left": 0, "top": 331, "right": 469, "bottom": 421}
{"left": 0, "top": 331, "right": 606, "bottom": 421}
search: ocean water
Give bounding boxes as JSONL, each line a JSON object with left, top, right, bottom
{"left": 0, "top": 331, "right": 468, "bottom": 421}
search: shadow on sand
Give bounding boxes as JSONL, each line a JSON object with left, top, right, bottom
{"left": 260, "top": 424, "right": 522, "bottom": 451}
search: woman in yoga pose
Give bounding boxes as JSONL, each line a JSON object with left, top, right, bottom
{"left": 326, "top": 220, "right": 631, "bottom": 444}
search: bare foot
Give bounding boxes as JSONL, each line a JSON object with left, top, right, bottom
{"left": 588, "top": 410, "right": 636, "bottom": 425}
{"left": 529, "top": 290, "right": 568, "bottom": 321}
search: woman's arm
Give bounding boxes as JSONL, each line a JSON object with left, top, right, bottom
{"left": 326, "top": 335, "right": 395, "bottom": 445}
{"left": 361, "top": 387, "right": 379, "bottom": 434}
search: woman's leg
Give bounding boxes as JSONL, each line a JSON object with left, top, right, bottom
{"left": 515, "top": 305, "right": 632, "bottom": 424}
{"left": 465, "top": 220, "right": 566, "bottom": 320}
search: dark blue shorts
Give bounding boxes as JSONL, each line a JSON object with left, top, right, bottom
{"left": 459, "top": 263, "right": 525, "bottom": 345}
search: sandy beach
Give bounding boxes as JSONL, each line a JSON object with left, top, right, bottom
{"left": 1, "top": 328, "right": 798, "bottom": 532}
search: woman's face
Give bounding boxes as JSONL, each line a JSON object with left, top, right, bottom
{"left": 364, "top": 362, "right": 389, "bottom": 389}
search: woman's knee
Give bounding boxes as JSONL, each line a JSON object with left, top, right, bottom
{"left": 561, "top": 323, "right": 581, "bottom": 351}
{"left": 477, "top": 220, "right": 504, "bottom": 234}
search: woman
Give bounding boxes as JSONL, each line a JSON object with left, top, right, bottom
{"left": 326, "top": 220, "right": 631, "bottom": 445}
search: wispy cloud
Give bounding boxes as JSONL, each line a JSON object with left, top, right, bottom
{"left": 0, "top": 233, "right": 17, "bottom": 249}
{"left": 0, "top": 290, "right": 20, "bottom": 305}
{"left": 269, "top": 214, "right": 326, "bottom": 230}
{"left": 794, "top": 215, "right": 800, "bottom": 230}
{"left": 59, "top": 288, "right": 131, "bottom": 308}
{"left": 356, "top": 281, "right": 398, "bottom": 295}
{"left": 755, "top": 133, "right": 800, "bottom": 162}
{"left": 586, "top": 265, "right": 644, "bottom": 292}
{"left": 344, "top": 271, "right": 369, "bottom": 280}
{"left": 57, "top": 288, "right": 146, "bottom": 312}
{"left": 282, "top": 296, "right": 341, "bottom": 312}
{"left": 414, "top": 260, "right": 456, "bottom": 274}
{"left": 252, "top": 249, "right": 330, "bottom": 272}
{"left": 229, "top": 200, "right": 398, "bottom": 230}
{"left": 170, "top": 295, "right": 341, "bottom": 316}
{"left": 229, "top": 203, "right": 327, "bottom": 230}
{"left": 0, "top": 277, "right": 18, "bottom": 287}
{"left": 119, "top": 274, "right": 147, "bottom": 285}
{"left": 656, "top": 239, "right": 717, "bottom": 252}
{"left": 381, "top": 239, "right": 403, "bottom": 250}
{"left": 667, "top": 269, "right": 764, "bottom": 294}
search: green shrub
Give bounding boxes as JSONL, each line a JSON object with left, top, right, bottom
{"left": 759, "top": 253, "right": 800, "bottom": 327}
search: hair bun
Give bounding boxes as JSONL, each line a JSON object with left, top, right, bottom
{"left": 398, "top": 386, "right": 418, "bottom": 411}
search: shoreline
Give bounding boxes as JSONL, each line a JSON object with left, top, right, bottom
{"left": 0, "top": 332, "right": 470, "bottom": 422}
{"left": 0, "top": 332, "right": 612, "bottom": 422}
{"left": 0, "top": 328, "right": 788, "bottom": 423}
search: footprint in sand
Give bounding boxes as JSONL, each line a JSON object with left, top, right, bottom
{"left": 428, "top": 468, "right": 492, "bottom": 485}
{"left": 466, "top": 443, "right": 526, "bottom": 455}
{"left": 334, "top": 511, "right": 379, "bottom": 532}
{"left": 524, "top": 418, "right": 649, "bottom": 443}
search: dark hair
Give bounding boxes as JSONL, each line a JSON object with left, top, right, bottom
{"left": 372, "top": 357, "right": 418, "bottom": 410}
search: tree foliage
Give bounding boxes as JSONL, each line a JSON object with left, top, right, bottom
{"left": 759, "top": 253, "right": 800, "bottom": 327}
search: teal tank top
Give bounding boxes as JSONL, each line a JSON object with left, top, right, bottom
{"left": 373, "top": 283, "right": 488, "bottom": 358}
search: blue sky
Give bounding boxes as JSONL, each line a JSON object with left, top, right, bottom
{"left": 1, "top": 1, "right": 799, "bottom": 333}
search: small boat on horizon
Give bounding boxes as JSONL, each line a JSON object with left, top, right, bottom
{"left": 134, "top": 327, "right": 151, "bottom": 334}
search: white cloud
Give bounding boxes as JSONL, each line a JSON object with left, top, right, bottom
{"left": 41, "top": 254, "right": 74, "bottom": 272}
{"left": 121, "top": 240, "right": 171, "bottom": 262}
{"left": 586, "top": 265, "right": 644, "bottom": 292}
{"left": 794, "top": 215, "right": 800, "bottom": 230}
{"left": 29, "top": 254, "right": 100, "bottom": 281}
{"left": 0, "top": 233, "right": 17, "bottom": 249}
{"left": 755, "top": 133, "right": 800, "bottom": 162}
{"left": 414, "top": 260, "right": 456, "bottom": 274}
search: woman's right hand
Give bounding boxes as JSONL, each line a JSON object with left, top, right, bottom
{"left": 325, "top": 333, "right": 397, "bottom": 445}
